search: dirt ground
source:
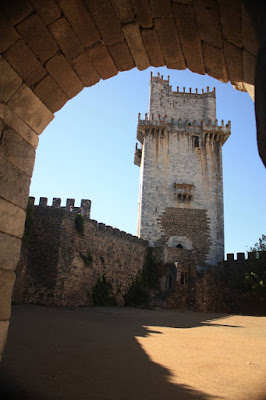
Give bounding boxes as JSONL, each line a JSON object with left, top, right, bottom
{"left": 0, "top": 305, "right": 266, "bottom": 400}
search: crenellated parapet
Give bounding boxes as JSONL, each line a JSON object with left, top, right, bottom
{"left": 136, "top": 115, "right": 231, "bottom": 145}
{"left": 29, "top": 196, "right": 91, "bottom": 217}
{"left": 225, "top": 251, "right": 266, "bottom": 263}
{"left": 150, "top": 71, "right": 215, "bottom": 97}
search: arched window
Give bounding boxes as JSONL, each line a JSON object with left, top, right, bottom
{"left": 194, "top": 136, "right": 199, "bottom": 147}
{"left": 176, "top": 243, "right": 183, "bottom": 248}
{"left": 181, "top": 272, "right": 185, "bottom": 285}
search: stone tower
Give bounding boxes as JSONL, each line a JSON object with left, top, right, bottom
{"left": 134, "top": 72, "right": 231, "bottom": 265}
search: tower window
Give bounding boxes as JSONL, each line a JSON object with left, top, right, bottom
{"left": 181, "top": 272, "right": 185, "bottom": 285}
{"left": 194, "top": 136, "right": 199, "bottom": 147}
{"left": 176, "top": 244, "right": 183, "bottom": 248}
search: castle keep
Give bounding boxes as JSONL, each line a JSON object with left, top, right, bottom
{"left": 135, "top": 72, "right": 231, "bottom": 266}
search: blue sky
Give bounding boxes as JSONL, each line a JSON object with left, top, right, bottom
{"left": 30, "top": 66, "right": 266, "bottom": 256}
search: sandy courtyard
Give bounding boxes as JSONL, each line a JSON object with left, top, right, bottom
{"left": 0, "top": 305, "right": 266, "bottom": 399}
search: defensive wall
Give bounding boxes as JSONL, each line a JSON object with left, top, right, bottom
{"left": 13, "top": 197, "right": 148, "bottom": 307}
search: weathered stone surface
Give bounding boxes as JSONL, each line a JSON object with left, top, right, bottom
{"left": 173, "top": 0, "right": 192, "bottom": 3}
{"left": 0, "top": 155, "right": 31, "bottom": 210}
{"left": 0, "top": 11, "right": 20, "bottom": 53}
{"left": 224, "top": 41, "right": 243, "bottom": 84}
{"left": 71, "top": 53, "right": 100, "bottom": 87}
{"left": 45, "top": 54, "right": 83, "bottom": 99}
{"left": 241, "top": 4, "right": 258, "bottom": 57}
{"left": 0, "top": 320, "right": 9, "bottom": 356}
{"left": 30, "top": 0, "right": 62, "bottom": 25}
{"left": 49, "top": 17, "right": 84, "bottom": 60}
{"left": 218, "top": 0, "right": 242, "bottom": 48}
{"left": 34, "top": 75, "right": 68, "bottom": 113}
{"left": 0, "top": 199, "right": 26, "bottom": 238}
{"left": 0, "top": 56, "right": 22, "bottom": 103}
{"left": 243, "top": 49, "right": 255, "bottom": 86}
{"left": 0, "top": 128, "right": 36, "bottom": 176}
{"left": 16, "top": 14, "right": 59, "bottom": 63}
{"left": 84, "top": 0, "right": 124, "bottom": 45}
{"left": 154, "top": 18, "right": 186, "bottom": 70}
{"left": 4, "top": 40, "right": 46, "bottom": 87}
{"left": 58, "top": 0, "right": 100, "bottom": 47}
{"left": 122, "top": 23, "right": 150, "bottom": 70}
{"left": 0, "top": 269, "right": 16, "bottom": 320}
{"left": 111, "top": 0, "right": 134, "bottom": 24}
{"left": 108, "top": 40, "right": 135, "bottom": 71}
{"left": 141, "top": 28, "right": 165, "bottom": 67}
{"left": 194, "top": 0, "right": 223, "bottom": 48}
{"left": 0, "top": 0, "right": 33, "bottom": 25}
{"left": 202, "top": 41, "right": 228, "bottom": 82}
{"left": 7, "top": 84, "right": 54, "bottom": 135}
{"left": 131, "top": 0, "right": 153, "bottom": 28}
{"left": 0, "top": 104, "right": 39, "bottom": 148}
{"left": 173, "top": 3, "right": 205, "bottom": 75}
{"left": 87, "top": 44, "right": 118, "bottom": 80}
{"left": 0, "top": 232, "right": 22, "bottom": 271}
{"left": 150, "top": 0, "right": 172, "bottom": 17}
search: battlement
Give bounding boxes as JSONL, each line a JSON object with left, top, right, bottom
{"left": 150, "top": 71, "right": 215, "bottom": 97}
{"left": 28, "top": 196, "right": 91, "bottom": 217}
{"left": 136, "top": 116, "right": 231, "bottom": 145}
{"left": 225, "top": 251, "right": 266, "bottom": 262}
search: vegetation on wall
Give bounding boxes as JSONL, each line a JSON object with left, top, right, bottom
{"left": 22, "top": 200, "right": 34, "bottom": 244}
{"left": 74, "top": 213, "right": 84, "bottom": 236}
{"left": 80, "top": 251, "right": 93, "bottom": 267}
{"left": 245, "top": 234, "right": 266, "bottom": 294}
{"left": 92, "top": 274, "right": 117, "bottom": 306}
{"left": 124, "top": 248, "right": 159, "bottom": 307}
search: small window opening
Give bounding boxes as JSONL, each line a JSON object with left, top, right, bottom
{"left": 176, "top": 244, "right": 183, "bottom": 248}
{"left": 167, "top": 275, "right": 173, "bottom": 290}
{"left": 181, "top": 272, "right": 185, "bottom": 285}
{"left": 184, "top": 272, "right": 188, "bottom": 284}
{"left": 194, "top": 136, "right": 199, "bottom": 147}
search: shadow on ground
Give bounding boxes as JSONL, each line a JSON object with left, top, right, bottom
{"left": 0, "top": 305, "right": 263, "bottom": 400}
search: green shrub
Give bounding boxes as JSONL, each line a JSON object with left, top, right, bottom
{"left": 92, "top": 274, "right": 117, "bottom": 306}
{"left": 74, "top": 213, "right": 84, "bottom": 236}
{"left": 80, "top": 251, "right": 93, "bottom": 267}
{"left": 124, "top": 276, "right": 149, "bottom": 306}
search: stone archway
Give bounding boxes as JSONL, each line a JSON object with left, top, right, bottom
{"left": 0, "top": 0, "right": 264, "bottom": 358}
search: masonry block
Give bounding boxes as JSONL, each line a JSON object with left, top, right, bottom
{"left": 202, "top": 41, "right": 229, "bottom": 82}
{"left": 45, "top": 54, "right": 83, "bottom": 100}
{"left": 218, "top": 0, "right": 242, "bottom": 48}
{"left": 224, "top": 41, "right": 243, "bottom": 84}
{"left": 0, "top": 199, "right": 26, "bottom": 238}
{"left": 0, "top": 269, "right": 16, "bottom": 320}
{"left": 49, "top": 17, "right": 84, "bottom": 61}
{"left": 241, "top": 4, "right": 258, "bottom": 57}
{"left": 39, "top": 197, "right": 48, "bottom": 207}
{"left": 4, "top": 40, "right": 46, "bottom": 87}
{"left": 58, "top": 0, "right": 100, "bottom": 48}
{"left": 122, "top": 23, "right": 150, "bottom": 70}
{"left": 71, "top": 53, "right": 100, "bottom": 87}
{"left": 108, "top": 40, "right": 135, "bottom": 71}
{"left": 0, "top": 104, "right": 39, "bottom": 149}
{"left": 194, "top": 0, "right": 223, "bottom": 48}
{"left": 0, "top": 320, "right": 9, "bottom": 357}
{"left": 173, "top": 3, "right": 205, "bottom": 75}
{"left": 0, "top": 233, "right": 22, "bottom": 271}
{"left": 111, "top": 0, "right": 134, "bottom": 24}
{"left": 87, "top": 44, "right": 118, "bottom": 80}
{"left": 154, "top": 18, "right": 186, "bottom": 70}
{"left": 0, "top": 0, "right": 33, "bottom": 25}
{"left": 149, "top": 0, "right": 172, "bottom": 18}
{"left": 243, "top": 49, "right": 255, "bottom": 86}
{"left": 30, "top": 0, "right": 62, "bottom": 25}
{"left": 141, "top": 28, "right": 165, "bottom": 67}
{"left": 52, "top": 198, "right": 61, "bottom": 207}
{"left": 0, "top": 56, "right": 22, "bottom": 103}
{"left": 0, "top": 127, "right": 36, "bottom": 176}
{"left": 131, "top": 0, "right": 153, "bottom": 28}
{"left": 84, "top": 0, "right": 124, "bottom": 45}
{"left": 16, "top": 14, "right": 59, "bottom": 63}
{"left": 34, "top": 75, "right": 68, "bottom": 113}
{"left": 7, "top": 84, "right": 54, "bottom": 134}
{"left": 0, "top": 11, "right": 20, "bottom": 53}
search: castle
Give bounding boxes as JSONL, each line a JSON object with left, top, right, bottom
{"left": 13, "top": 74, "right": 264, "bottom": 314}
{"left": 135, "top": 72, "right": 230, "bottom": 266}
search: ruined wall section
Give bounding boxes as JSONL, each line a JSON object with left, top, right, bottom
{"left": 149, "top": 74, "right": 216, "bottom": 123}
{"left": 13, "top": 199, "right": 148, "bottom": 307}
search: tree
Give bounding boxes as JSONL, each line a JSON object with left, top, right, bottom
{"left": 249, "top": 234, "right": 266, "bottom": 255}
{"left": 245, "top": 234, "right": 266, "bottom": 294}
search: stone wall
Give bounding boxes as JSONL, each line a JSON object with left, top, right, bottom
{"left": 13, "top": 199, "right": 148, "bottom": 307}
